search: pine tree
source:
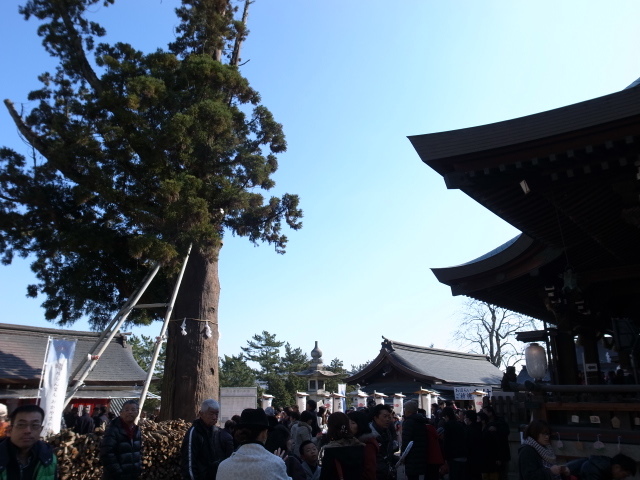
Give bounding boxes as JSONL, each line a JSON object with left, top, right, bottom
{"left": 325, "top": 357, "right": 347, "bottom": 393}
{"left": 0, "top": 0, "right": 301, "bottom": 420}
{"left": 279, "top": 343, "right": 309, "bottom": 407}
{"left": 219, "top": 354, "right": 257, "bottom": 388}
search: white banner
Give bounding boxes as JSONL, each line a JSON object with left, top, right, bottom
{"left": 40, "top": 339, "right": 77, "bottom": 435}
{"left": 453, "top": 386, "right": 492, "bottom": 401}
{"left": 338, "top": 384, "right": 347, "bottom": 413}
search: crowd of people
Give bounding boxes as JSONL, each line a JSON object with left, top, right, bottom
{"left": 0, "top": 398, "right": 637, "bottom": 480}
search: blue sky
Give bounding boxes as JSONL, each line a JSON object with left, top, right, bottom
{"left": 1, "top": 1, "right": 640, "bottom": 370}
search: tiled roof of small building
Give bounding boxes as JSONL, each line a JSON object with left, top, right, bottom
{"left": 0, "top": 322, "right": 148, "bottom": 386}
{"left": 347, "top": 337, "right": 503, "bottom": 386}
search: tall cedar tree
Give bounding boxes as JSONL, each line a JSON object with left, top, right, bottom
{"left": 0, "top": 0, "right": 302, "bottom": 420}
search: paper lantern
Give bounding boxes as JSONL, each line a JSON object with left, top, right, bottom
{"left": 525, "top": 343, "right": 547, "bottom": 380}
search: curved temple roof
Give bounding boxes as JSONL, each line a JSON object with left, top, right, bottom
{"left": 346, "top": 337, "right": 502, "bottom": 387}
{"left": 410, "top": 81, "right": 640, "bottom": 323}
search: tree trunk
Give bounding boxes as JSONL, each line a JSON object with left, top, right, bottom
{"left": 159, "top": 245, "right": 220, "bottom": 421}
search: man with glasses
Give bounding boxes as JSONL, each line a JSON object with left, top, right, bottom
{"left": 181, "top": 399, "right": 232, "bottom": 480}
{"left": 369, "top": 404, "right": 399, "bottom": 479}
{"left": 0, "top": 404, "right": 58, "bottom": 480}
{"left": 99, "top": 400, "right": 142, "bottom": 480}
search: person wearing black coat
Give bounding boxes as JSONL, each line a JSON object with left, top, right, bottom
{"left": 99, "top": 401, "right": 142, "bottom": 480}
{"left": 369, "top": 404, "right": 398, "bottom": 480}
{"left": 75, "top": 408, "right": 95, "bottom": 435}
{"left": 463, "top": 410, "right": 483, "bottom": 480}
{"left": 401, "top": 400, "right": 429, "bottom": 480}
{"left": 180, "top": 399, "right": 231, "bottom": 480}
{"left": 441, "top": 407, "right": 468, "bottom": 480}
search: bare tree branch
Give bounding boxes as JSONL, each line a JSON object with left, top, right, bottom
{"left": 453, "top": 298, "right": 542, "bottom": 368}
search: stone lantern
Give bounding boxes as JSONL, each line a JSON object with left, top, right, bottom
{"left": 294, "top": 341, "right": 340, "bottom": 404}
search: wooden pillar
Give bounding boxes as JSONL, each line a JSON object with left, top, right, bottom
{"left": 549, "top": 328, "right": 578, "bottom": 384}
{"left": 579, "top": 329, "right": 601, "bottom": 385}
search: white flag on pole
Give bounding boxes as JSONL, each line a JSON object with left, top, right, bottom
{"left": 40, "top": 339, "right": 77, "bottom": 435}
{"left": 338, "top": 384, "right": 347, "bottom": 413}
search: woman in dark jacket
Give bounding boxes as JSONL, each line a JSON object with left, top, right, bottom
{"left": 518, "top": 420, "right": 569, "bottom": 480}
{"left": 321, "top": 412, "right": 370, "bottom": 480}
{"left": 100, "top": 400, "right": 142, "bottom": 480}
{"left": 347, "top": 410, "right": 377, "bottom": 480}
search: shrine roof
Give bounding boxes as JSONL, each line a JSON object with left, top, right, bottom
{"left": 0, "top": 322, "right": 148, "bottom": 385}
{"left": 346, "top": 337, "right": 502, "bottom": 387}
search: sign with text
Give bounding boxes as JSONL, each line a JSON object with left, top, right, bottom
{"left": 454, "top": 386, "right": 492, "bottom": 401}
{"left": 40, "top": 338, "right": 77, "bottom": 436}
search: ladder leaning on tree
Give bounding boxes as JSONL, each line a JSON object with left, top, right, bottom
{"left": 63, "top": 244, "right": 193, "bottom": 422}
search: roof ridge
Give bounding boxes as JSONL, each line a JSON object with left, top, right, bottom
{"left": 0, "top": 322, "right": 103, "bottom": 338}
{"left": 383, "top": 337, "right": 490, "bottom": 360}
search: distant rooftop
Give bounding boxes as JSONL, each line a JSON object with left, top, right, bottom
{"left": 0, "top": 322, "right": 148, "bottom": 385}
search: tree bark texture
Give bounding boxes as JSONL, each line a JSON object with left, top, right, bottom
{"left": 160, "top": 246, "right": 220, "bottom": 421}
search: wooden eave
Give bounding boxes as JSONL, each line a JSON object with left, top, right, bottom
{"left": 412, "top": 84, "right": 640, "bottom": 323}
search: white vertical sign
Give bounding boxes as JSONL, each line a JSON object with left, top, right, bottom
{"left": 338, "top": 384, "right": 346, "bottom": 413}
{"left": 40, "top": 339, "right": 77, "bottom": 435}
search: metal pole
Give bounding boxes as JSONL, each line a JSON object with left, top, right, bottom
{"left": 137, "top": 245, "right": 192, "bottom": 420}
{"left": 36, "top": 336, "right": 52, "bottom": 406}
{"left": 67, "top": 263, "right": 161, "bottom": 383}
{"left": 63, "top": 262, "right": 162, "bottom": 408}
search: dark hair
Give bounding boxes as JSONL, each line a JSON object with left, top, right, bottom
{"left": 612, "top": 454, "right": 636, "bottom": 475}
{"left": 9, "top": 404, "right": 45, "bottom": 424}
{"left": 300, "top": 410, "right": 316, "bottom": 425}
{"left": 318, "top": 406, "right": 326, "bottom": 415}
{"left": 523, "top": 419, "right": 551, "bottom": 440}
{"left": 347, "top": 410, "right": 371, "bottom": 437}
{"left": 264, "top": 424, "right": 290, "bottom": 453}
{"left": 464, "top": 410, "right": 477, "bottom": 422}
{"left": 224, "top": 419, "right": 236, "bottom": 431}
{"left": 299, "top": 440, "right": 315, "bottom": 456}
{"left": 482, "top": 405, "right": 495, "bottom": 415}
{"left": 478, "top": 411, "right": 489, "bottom": 423}
{"left": 306, "top": 399, "right": 317, "bottom": 411}
{"left": 417, "top": 408, "right": 427, "bottom": 417}
{"left": 235, "top": 425, "right": 267, "bottom": 444}
{"left": 371, "top": 403, "right": 392, "bottom": 419}
{"left": 122, "top": 400, "right": 139, "bottom": 410}
{"left": 326, "top": 412, "right": 353, "bottom": 441}
{"left": 289, "top": 410, "right": 300, "bottom": 421}
{"left": 441, "top": 407, "right": 456, "bottom": 421}
{"left": 231, "top": 415, "right": 242, "bottom": 423}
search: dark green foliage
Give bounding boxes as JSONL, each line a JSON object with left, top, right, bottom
{"left": 348, "top": 360, "right": 371, "bottom": 376}
{"left": 325, "top": 357, "right": 347, "bottom": 393}
{"left": 130, "top": 333, "right": 166, "bottom": 376}
{"left": 237, "top": 332, "right": 313, "bottom": 408}
{"left": 279, "top": 343, "right": 309, "bottom": 405}
{"left": 0, "top": 0, "right": 302, "bottom": 327}
{"left": 241, "top": 331, "right": 283, "bottom": 377}
{"left": 219, "top": 354, "right": 257, "bottom": 387}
